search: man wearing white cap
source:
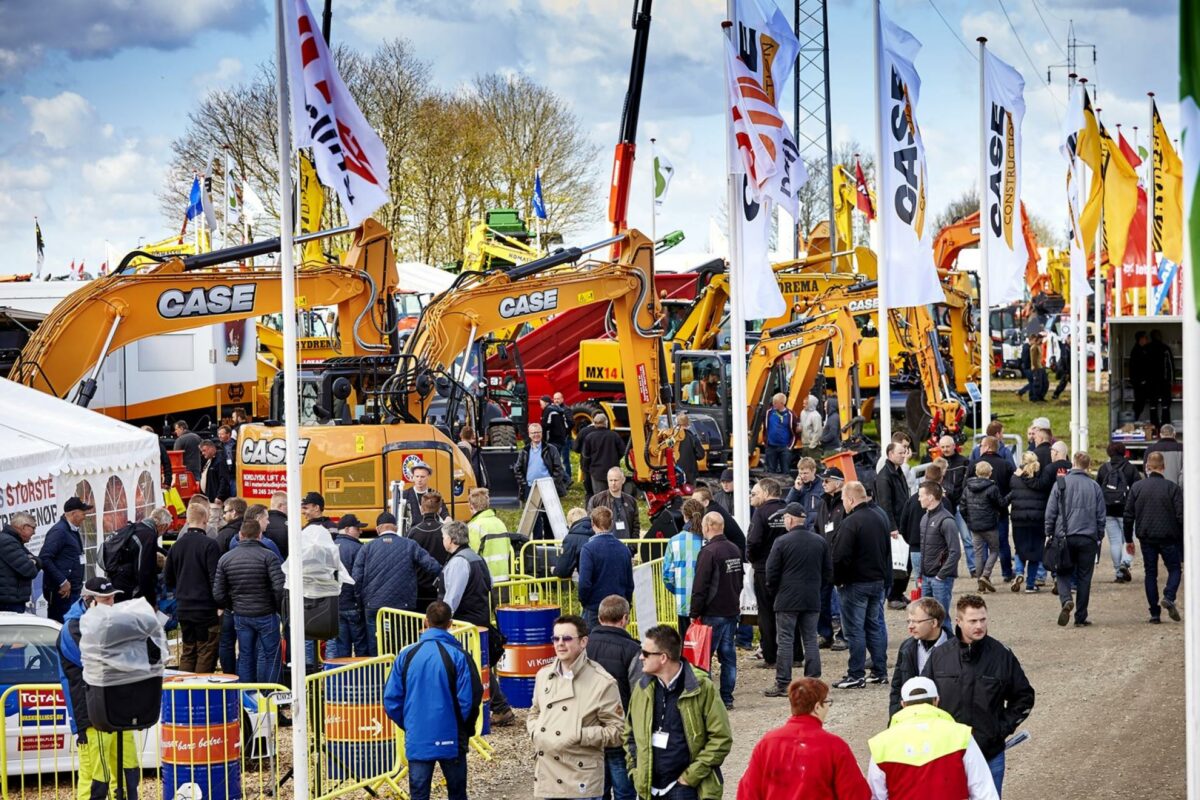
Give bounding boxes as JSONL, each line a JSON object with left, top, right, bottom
{"left": 867, "top": 676, "right": 998, "bottom": 800}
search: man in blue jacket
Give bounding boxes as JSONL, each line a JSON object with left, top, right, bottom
{"left": 40, "top": 496, "right": 92, "bottom": 622}
{"left": 577, "top": 507, "right": 634, "bottom": 630}
{"left": 384, "top": 600, "right": 483, "bottom": 800}
{"left": 763, "top": 392, "right": 796, "bottom": 474}
{"left": 353, "top": 517, "right": 442, "bottom": 656}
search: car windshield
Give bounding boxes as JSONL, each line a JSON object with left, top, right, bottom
{"left": 0, "top": 625, "right": 61, "bottom": 685}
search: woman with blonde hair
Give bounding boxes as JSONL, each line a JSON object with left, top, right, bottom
{"left": 1006, "top": 450, "right": 1046, "bottom": 592}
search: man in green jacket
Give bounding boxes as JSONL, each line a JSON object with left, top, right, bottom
{"left": 626, "top": 625, "right": 732, "bottom": 799}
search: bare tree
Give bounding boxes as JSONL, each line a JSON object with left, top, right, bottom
{"left": 933, "top": 187, "right": 980, "bottom": 233}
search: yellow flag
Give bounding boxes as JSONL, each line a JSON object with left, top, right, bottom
{"left": 831, "top": 165, "right": 855, "bottom": 251}
{"left": 1076, "top": 91, "right": 1104, "bottom": 254}
{"left": 298, "top": 151, "right": 326, "bottom": 263}
{"left": 1152, "top": 102, "right": 1183, "bottom": 264}
{"left": 1099, "top": 125, "right": 1139, "bottom": 267}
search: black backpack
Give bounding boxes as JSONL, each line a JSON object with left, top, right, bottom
{"left": 98, "top": 522, "right": 143, "bottom": 596}
{"left": 1101, "top": 465, "right": 1131, "bottom": 509}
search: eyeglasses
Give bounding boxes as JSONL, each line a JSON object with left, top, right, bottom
{"left": 640, "top": 649, "right": 665, "bottom": 659}
{"left": 907, "top": 617, "right": 935, "bottom": 625}
{"left": 550, "top": 635, "right": 577, "bottom": 643}
{"left": 820, "top": 699, "right": 833, "bottom": 707}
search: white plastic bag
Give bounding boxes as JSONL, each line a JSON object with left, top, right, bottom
{"left": 79, "top": 601, "right": 167, "bottom": 687}
{"left": 281, "top": 523, "right": 353, "bottom": 599}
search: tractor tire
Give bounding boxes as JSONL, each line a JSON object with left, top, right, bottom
{"left": 487, "top": 422, "right": 518, "bottom": 448}
{"left": 569, "top": 402, "right": 604, "bottom": 435}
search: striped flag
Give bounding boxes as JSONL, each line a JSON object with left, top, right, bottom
{"left": 35, "top": 219, "right": 44, "bottom": 278}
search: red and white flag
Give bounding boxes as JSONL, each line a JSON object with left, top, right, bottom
{"left": 283, "top": 0, "right": 390, "bottom": 227}
{"left": 855, "top": 158, "right": 875, "bottom": 220}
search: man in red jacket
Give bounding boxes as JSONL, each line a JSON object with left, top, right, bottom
{"left": 738, "top": 677, "right": 869, "bottom": 799}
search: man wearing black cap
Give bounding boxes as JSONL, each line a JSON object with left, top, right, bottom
{"left": 41, "top": 496, "right": 92, "bottom": 622}
{"left": 57, "top": 577, "right": 140, "bottom": 800}
{"left": 712, "top": 469, "right": 735, "bottom": 513}
{"left": 402, "top": 463, "right": 448, "bottom": 530}
{"left": 301, "top": 491, "right": 337, "bottom": 535}
{"left": 746, "top": 477, "right": 788, "bottom": 668}
{"left": 329, "top": 514, "right": 369, "bottom": 658}
{"left": 354, "top": 512, "right": 443, "bottom": 656}
{"left": 815, "top": 468, "right": 847, "bottom": 650}
{"left": 764, "top": 503, "right": 831, "bottom": 696}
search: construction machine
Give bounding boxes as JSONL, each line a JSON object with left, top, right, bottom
{"left": 7, "top": 220, "right": 399, "bottom": 429}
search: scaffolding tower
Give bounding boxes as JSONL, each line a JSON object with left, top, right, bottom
{"left": 794, "top": 0, "right": 834, "bottom": 258}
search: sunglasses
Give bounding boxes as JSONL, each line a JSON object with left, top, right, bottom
{"left": 640, "top": 649, "right": 665, "bottom": 658}
{"left": 906, "top": 617, "right": 935, "bottom": 625}
{"left": 551, "top": 635, "right": 578, "bottom": 643}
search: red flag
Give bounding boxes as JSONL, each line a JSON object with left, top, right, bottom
{"left": 99, "top": 261, "right": 108, "bottom": 276}
{"left": 68, "top": 259, "right": 74, "bottom": 278}
{"left": 1123, "top": 185, "right": 1148, "bottom": 266}
{"left": 1117, "top": 132, "right": 1142, "bottom": 170}
{"left": 854, "top": 158, "right": 875, "bottom": 220}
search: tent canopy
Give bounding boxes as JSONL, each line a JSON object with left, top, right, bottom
{"left": 396, "top": 262, "right": 455, "bottom": 295}
{"left": 0, "top": 378, "right": 160, "bottom": 476}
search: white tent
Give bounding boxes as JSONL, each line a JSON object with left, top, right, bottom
{"left": 396, "top": 261, "right": 455, "bottom": 295}
{"left": 0, "top": 378, "right": 162, "bottom": 572}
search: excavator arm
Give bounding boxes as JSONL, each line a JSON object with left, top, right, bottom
{"left": 395, "top": 229, "right": 674, "bottom": 481}
{"left": 9, "top": 220, "right": 398, "bottom": 406}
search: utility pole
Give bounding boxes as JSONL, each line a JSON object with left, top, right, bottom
{"left": 794, "top": 0, "right": 834, "bottom": 263}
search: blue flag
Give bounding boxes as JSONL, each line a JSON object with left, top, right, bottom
{"left": 185, "top": 176, "right": 203, "bottom": 221}
{"left": 532, "top": 172, "right": 547, "bottom": 220}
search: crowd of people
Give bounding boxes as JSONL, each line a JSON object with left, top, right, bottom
{"left": 0, "top": 397, "right": 1187, "bottom": 800}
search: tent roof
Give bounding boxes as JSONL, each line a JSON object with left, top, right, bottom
{"left": 396, "top": 262, "right": 455, "bottom": 295}
{"left": 0, "top": 378, "right": 160, "bottom": 476}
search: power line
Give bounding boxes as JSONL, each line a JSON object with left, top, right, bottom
{"left": 1029, "top": 0, "right": 1067, "bottom": 56}
{"left": 995, "top": 0, "right": 1064, "bottom": 120}
{"left": 926, "top": 0, "right": 977, "bottom": 61}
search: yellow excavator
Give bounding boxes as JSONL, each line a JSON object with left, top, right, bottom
{"left": 238, "top": 228, "right": 696, "bottom": 520}
{"left": 8, "top": 221, "right": 399, "bottom": 427}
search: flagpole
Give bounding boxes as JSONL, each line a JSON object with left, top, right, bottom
{"left": 977, "top": 38, "right": 992, "bottom": 432}
{"left": 1148, "top": 93, "right": 1156, "bottom": 317}
{"left": 650, "top": 139, "right": 658, "bottom": 244}
{"left": 723, "top": 16, "right": 751, "bottom": 534}
{"left": 273, "top": 2, "right": 309, "bottom": 798}
{"left": 1067, "top": 75, "right": 1080, "bottom": 455}
{"left": 873, "top": 0, "right": 892, "bottom": 445}
{"left": 222, "top": 147, "right": 230, "bottom": 250}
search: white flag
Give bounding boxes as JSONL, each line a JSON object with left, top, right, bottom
{"left": 1059, "top": 84, "right": 1094, "bottom": 299}
{"left": 877, "top": 8, "right": 943, "bottom": 307}
{"left": 981, "top": 49, "right": 1027, "bottom": 305}
{"left": 283, "top": 0, "right": 390, "bottom": 227}
{"left": 226, "top": 165, "right": 242, "bottom": 227}
{"left": 242, "top": 179, "right": 268, "bottom": 226}
{"left": 201, "top": 156, "right": 219, "bottom": 233}
{"left": 726, "top": 0, "right": 803, "bottom": 320}
{"left": 652, "top": 147, "right": 674, "bottom": 209}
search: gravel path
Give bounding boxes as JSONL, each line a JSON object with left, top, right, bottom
{"left": 463, "top": 555, "right": 1186, "bottom": 799}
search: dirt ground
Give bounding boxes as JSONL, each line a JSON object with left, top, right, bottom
{"left": 462, "top": 555, "right": 1186, "bottom": 799}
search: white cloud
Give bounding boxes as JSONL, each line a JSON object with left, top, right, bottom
{"left": 21, "top": 92, "right": 99, "bottom": 149}
{"left": 82, "top": 147, "right": 165, "bottom": 195}
{"left": 193, "top": 56, "right": 244, "bottom": 91}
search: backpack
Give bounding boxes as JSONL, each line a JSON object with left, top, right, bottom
{"left": 98, "top": 523, "right": 143, "bottom": 596}
{"left": 1101, "top": 464, "right": 1131, "bottom": 509}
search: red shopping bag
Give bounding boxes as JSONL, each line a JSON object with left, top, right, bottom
{"left": 682, "top": 621, "right": 713, "bottom": 671}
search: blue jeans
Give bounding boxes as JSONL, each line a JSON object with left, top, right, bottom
{"left": 1142, "top": 541, "right": 1183, "bottom": 619}
{"left": 954, "top": 511, "right": 975, "bottom": 570}
{"left": 365, "top": 609, "right": 380, "bottom": 657}
{"left": 327, "top": 606, "right": 370, "bottom": 659}
{"left": 219, "top": 611, "right": 237, "bottom": 675}
{"left": 910, "top": 553, "right": 923, "bottom": 587}
{"left": 737, "top": 623, "right": 754, "bottom": 648}
{"left": 0, "top": 602, "right": 26, "bottom": 613}
{"left": 837, "top": 582, "right": 887, "bottom": 680}
{"left": 922, "top": 576, "right": 955, "bottom": 636}
{"left": 234, "top": 613, "right": 281, "bottom": 685}
{"left": 1105, "top": 517, "right": 1133, "bottom": 577}
{"left": 997, "top": 516, "right": 1013, "bottom": 579}
{"left": 705, "top": 615, "right": 738, "bottom": 705}
{"left": 603, "top": 748, "right": 636, "bottom": 800}
{"left": 408, "top": 754, "right": 468, "bottom": 800}
{"left": 988, "top": 750, "right": 1005, "bottom": 797}
{"left": 557, "top": 440, "right": 573, "bottom": 475}
{"left": 1013, "top": 554, "right": 1047, "bottom": 583}
{"left": 764, "top": 445, "right": 789, "bottom": 474}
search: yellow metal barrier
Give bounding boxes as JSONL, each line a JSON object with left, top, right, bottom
{"left": 304, "top": 656, "right": 406, "bottom": 800}
{"left": 0, "top": 681, "right": 288, "bottom": 800}
{"left": 514, "top": 537, "right": 669, "bottom": 579}
{"left": 492, "top": 575, "right": 582, "bottom": 617}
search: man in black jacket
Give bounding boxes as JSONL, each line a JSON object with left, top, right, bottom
{"left": 814, "top": 467, "right": 847, "bottom": 649}
{"left": 411, "top": 492, "right": 452, "bottom": 610}
{"left": 876, "top": 442, "right": 911, "bottom": 609}
{"left": 114, "top": 508, "right": 170, "bottom": 609}
{"left": 0, "top": 513, "right": 39, "bottom": 613}
{"left": 212, "top": 518, "right": 286, "bottom": 684}
{"left": 215, "top": 497, "right": 247, "bottom": 554}
{"left": 971, "top": 436, "right": 1015, "bottom": 582}
{"left": 745, "top": 477, "right": 787, "bottom": 668}
{"left": 831, "top": 481, "right": 890, "bottom": 689}
{"left": 540, "top": 393, "right": 572, "bottom": 473}
{"left": 198, "top": 439, "right": 230, "bottom": 503}
{"left": 924, "top": 594, "right": 1035, "bottom": 796}
{"left": 692, "top": 486, "right": 745, "bottom": 557}
{"left": 265, "top": 492, "right": 290, "bottom": 559}
{"left": 936, "top": 435, "right": 974, "bottom": 572}
{"left": 888, "top": 596, "right": 949, "bottom": 717}
{"left": 764, "top": 503, "right": 831, "bottom": 695}
{"left": 584, "top": 594, "right": 642, "bottom": 800}
{"left": 689, "top": 511, "right": 744, "bottom": 709}
{"left": 400, "top": 464, "right": 447, "bottom": 531}
{"left": 554, "top": 508, "right": 593, "bottom": 578}
{"left": 586, "top": 467, "right": 640, "bottom": 538}
{"left": 164, "top": 500, "right": 222, "bottom": 672}
{"left": 1124, "top": 451, "right": 1184, "bottom": 624}
{"left": 580, "top": 414, "right": 626, "bottom": 496}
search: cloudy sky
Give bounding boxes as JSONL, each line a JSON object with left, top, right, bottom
{"left": 0, "top": 0, "right": 1179, "bottom": 277}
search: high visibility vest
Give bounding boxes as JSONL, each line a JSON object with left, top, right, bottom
{"left": 867, "top": 704, "right": 971, "bottom": 800}
{"left": 479, "top": 533, "right": 516, "bottom": 582}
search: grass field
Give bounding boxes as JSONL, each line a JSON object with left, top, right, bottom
{"left": 491, "top": 382, "right": 1111, "bottom": 531}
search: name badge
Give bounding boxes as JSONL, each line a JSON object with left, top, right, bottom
{"left": 79, "top": 555, "right": 86, "bottom": 565}
{"left": 652, "top": 730, "right": 669, "bottom": 749}
{"left": 616, "top": 520, "right": 627, "bottom": 531}
{"left": 825, "top": 522, "right": 834, "bottom": 534}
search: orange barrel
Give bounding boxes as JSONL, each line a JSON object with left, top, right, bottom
{"left": 323, "top": 658, "right": 395, "bottom": 781}
{"left": 495, "top": 605, "right": 559, "bottom": 709}
{"left": 477, "top": 626, "right": 491, "bottom": 735}
{"left": 161, "top": 674, "right": 241, "bottom": 800}
{"left": 821, "top": 450, "right": 858, "bottom": 482}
